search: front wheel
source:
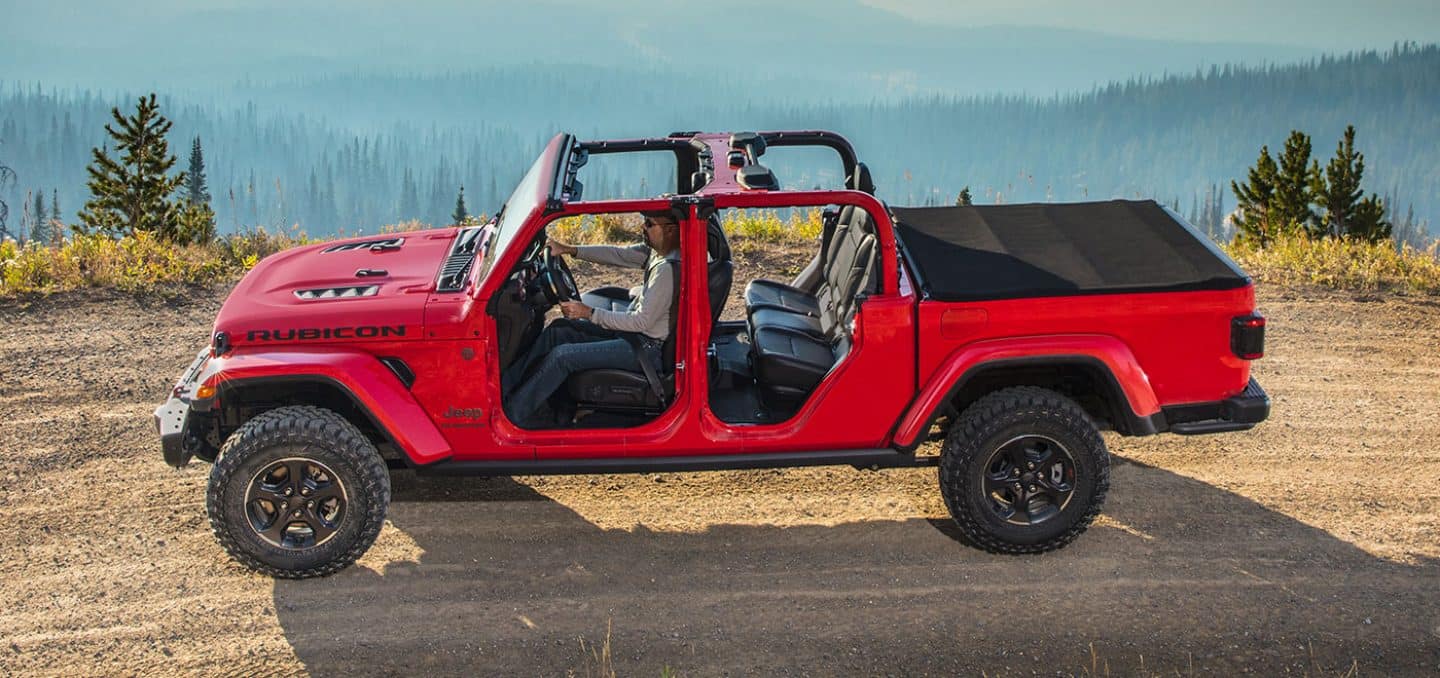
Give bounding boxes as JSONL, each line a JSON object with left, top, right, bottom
{"left": 939, "top": 387, "right": 1110, "bottom": 554}
{"left": 206, "top": 406, "right": 390, "bottom": 578}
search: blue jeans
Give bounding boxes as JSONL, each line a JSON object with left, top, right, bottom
{"left": 502, "top": 319, "right": 660, "bottom": 428}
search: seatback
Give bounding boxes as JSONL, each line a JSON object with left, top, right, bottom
{"left": 821, "top": 234, "right": 876, "bottom": 338}
{"left": 706, "top": 214, "right": 733, "bottom": 324}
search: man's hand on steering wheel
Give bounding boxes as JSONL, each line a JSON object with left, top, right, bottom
{"left": 559, "top": 300, "right": 592, "bottom": 320}
{"left": 546, "top": 237, "right": 577, "bottom": 257}
{"left": 539, "top": 235, "right": 581, "bottom": 304}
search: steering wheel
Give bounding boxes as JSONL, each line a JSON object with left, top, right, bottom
{"left": 539, "top": 245, "right": 581, "bottom": 305}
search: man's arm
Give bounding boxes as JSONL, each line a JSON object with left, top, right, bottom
{"left": 573, "top": 243, "right": 649, "bottom": 269}
{"left": 590, "top": 262, "right": 673, "bottom": 337}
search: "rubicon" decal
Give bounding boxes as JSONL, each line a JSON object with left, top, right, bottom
{"left": 245, "top": 326, "right": 407, "bottom": 341}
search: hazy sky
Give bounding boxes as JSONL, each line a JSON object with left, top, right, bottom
{"left": 7, "top": 0, "right": 1438, "bottom": 51}
{"left": 2, "top": 0, "right": 1433, "bottom": 94}
{"left": 863, "top": 0, "right": 1440, "bottom": 48}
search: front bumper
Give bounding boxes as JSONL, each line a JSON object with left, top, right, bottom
{"left": 1164, "top": 377, "right": 1271, "bottom": 435}
{"left": 155, "top": 348, "right": 212, "bottom": 468}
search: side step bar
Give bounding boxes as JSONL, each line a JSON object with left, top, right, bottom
{"left": 412, "top": 448, "right": 939, "bottom": 476}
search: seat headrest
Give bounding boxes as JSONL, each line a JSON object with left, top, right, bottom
{"left": 847, "top": 162, "right": 875, "bottom": 194}
{"left": 706, "top": 213, "right": 731, "bottom": 263}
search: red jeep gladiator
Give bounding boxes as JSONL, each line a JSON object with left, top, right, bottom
{"left": 157, "top": 130, "right": 1269, "bottom": 578}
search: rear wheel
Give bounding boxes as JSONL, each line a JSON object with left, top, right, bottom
{"left": 207, "top": 406, "right": 390, "bottom": 578}
{"left": 939, "top": 387, "right": 1109, "bottom": 554}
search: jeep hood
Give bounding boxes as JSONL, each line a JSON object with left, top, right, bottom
{"left": 214, "top": 229, "right": 463, "bottom": 348}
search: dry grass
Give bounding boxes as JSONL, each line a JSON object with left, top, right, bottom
{"left": 0, "top": 227, "right": 315, "bottom": 296}
{"left": 6, "top": 215, "right": 1436, "bottom": 299}
{"left": 1224, "top": 233, "right": 1440, "bottom": 294}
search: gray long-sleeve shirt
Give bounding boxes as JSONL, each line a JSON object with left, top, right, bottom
{"left": 575, "top": 244, "right": 679, "bottom": 340}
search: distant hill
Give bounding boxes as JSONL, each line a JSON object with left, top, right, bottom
{"left": 1, "top": 45, "right": 1434, "bottom": 241}
{"left": 0, "top": 0, "right": 1318, "bottom": 97}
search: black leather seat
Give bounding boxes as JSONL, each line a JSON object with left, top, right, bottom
{"left": 749, "top": 228, "right": 878, "bottom": 408}
{"left": 565, "top": 215, "right": 733, "bottom": 410}
{"left": 747, "top": 210, "right": 875, "bottom": 339}
{"left": 742, "top": 163, "right": 875, "bottom": 318}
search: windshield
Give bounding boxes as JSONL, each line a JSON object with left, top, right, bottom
{"left": 476, "top": 151, "right": 550, "bottom": 281}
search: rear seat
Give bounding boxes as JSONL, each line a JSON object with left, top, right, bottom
{"left": 748, "top": 209, "right": 875, "bottom": 338}
{"left": 743, "top": 206, "right": 855, "bottom": 319}
{"left": 750, "top": 229, "right": 878, "bottom": 407}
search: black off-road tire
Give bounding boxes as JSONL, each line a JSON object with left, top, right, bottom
{"left": 206, "top": 405, "right": 390, "bottom": 578}
{"left": 939, "top": 386, "right": 1110, "bottom": 554}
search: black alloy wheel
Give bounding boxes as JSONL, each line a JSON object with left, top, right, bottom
{"left": 981, "top": 435, "right": 1077, "bottom": 526}
{"left": 207, "top": 406, "right": 390, "bottom": 578}
{"left": 939, "top": 386, "right": 1109, "bottom": 554}
{"left": 244, "top": 457, "right": 348, "bottom": 549}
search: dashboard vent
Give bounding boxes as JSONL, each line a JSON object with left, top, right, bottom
{"left": 436, "top": 226, "right": 484, "bottom": 292}
{"left": 322, "top": 237, "right": 404, "bottom": 253}
{"left": 294, "top": 285, "right": 380, "bottom": 300}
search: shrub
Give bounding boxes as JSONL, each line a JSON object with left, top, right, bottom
{"left": 723, "top": 208, "right": 823, "bottom": 243}
{"left": 1225, "top": 233, "right": 1440, "bottom": 294}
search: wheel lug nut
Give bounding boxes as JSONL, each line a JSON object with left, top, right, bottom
{"left": 306, "top": 501, "right": 315, "bottom": 508}
{"left": 1029, "top": 485, "right": 1037, "bottom": 492}
{"left": 284, "top": 487, "right": 293, "bottom": 496}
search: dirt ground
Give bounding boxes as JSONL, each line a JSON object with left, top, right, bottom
{"left": 1, "top": 249, "right": 1439, "bottom": 676}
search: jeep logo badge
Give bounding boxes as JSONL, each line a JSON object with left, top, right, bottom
{"left": 443, "top": 406, "right": 484, "bottom": 419}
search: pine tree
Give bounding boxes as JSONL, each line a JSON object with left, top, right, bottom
{"left": 77, "top": 94, "right": 186, "bottom": 239}
{"left": 955, "top": 186, "right": 973, "bottom": 206}
{"left": 186, "top": 136, "right": 211, "bottom": 205}
{"left": 0, "top": 143, "right": 14, "bottom": 240}
{"left": 1350, "top": 194, "right": 1391, "bottom": 243}
{"left": 452, "top": 185, "right": 468, "bottom": 224}
{"left": 50, "top": 189, "right": 59, "bottom": 228}
{"left": 1314, "top": 125, "right": 1365, "bottom": 238}
{"left": 1231, "top": 145, "right": 1280, "bottom": 245}
{"left": 399, "top": 168, "right": 419, "bottom": 219}
{"left": 1272, "top": 130, "right": 1317, "bottom": 233}
{"left": 33, "top": 191, "right": 46, "bottom": 229}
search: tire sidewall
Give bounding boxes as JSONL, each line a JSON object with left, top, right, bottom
{"left": 208, "top": 408, "right": 389, "bottom": 577}
{"left": 941, "top": 389, "right": 1110, "bottom": 551}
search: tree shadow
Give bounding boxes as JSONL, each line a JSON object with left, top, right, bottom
{"left": 273, "top": 457, "right": 1440, "bottom": 676}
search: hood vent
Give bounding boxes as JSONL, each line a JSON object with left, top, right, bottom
{"left": 322, "top": 237, "right": 404, "bottom": 254}
{"left": 294, "top": 285, "right": 380, "bottom": 300}
{"left": 436, "top": 226, "right": 484, "bottom": 292}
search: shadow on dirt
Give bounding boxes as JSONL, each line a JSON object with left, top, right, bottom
{"left": 272, "top": 457, "right": 1440, "bottom": 676}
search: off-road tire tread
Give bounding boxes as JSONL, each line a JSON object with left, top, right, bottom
{"left": 939, "top": 386, "right": 1110, "bottom": 555}
{"left": 206, "top": 405, "right": 390, "bottom": 579}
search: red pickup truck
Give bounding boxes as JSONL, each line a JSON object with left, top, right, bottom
{"left": 157, "top": 130, "right": 1268, "bottom": 578}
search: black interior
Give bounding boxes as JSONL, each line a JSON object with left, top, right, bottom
{"left": 561, "top": 214, "right": 734, "bottom": 417}
{"left": 744, "top": 208, "right": 878, "bottom": 410}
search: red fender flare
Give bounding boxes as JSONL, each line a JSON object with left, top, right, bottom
{"left": 891, "top": 334, "right": 1160, "bottom": 448}
{"left": 201, "top": 347, "right": 452, "bottom": 465}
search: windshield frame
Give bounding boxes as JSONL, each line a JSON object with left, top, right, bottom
{"left": 471, "top": 133, "right": 570, "bottom": 289}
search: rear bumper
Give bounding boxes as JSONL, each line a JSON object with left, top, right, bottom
{"left": 1163, "top": 377, "right": 1270, "bottom": 435}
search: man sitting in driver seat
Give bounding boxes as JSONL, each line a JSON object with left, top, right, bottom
{"left": 502, "top": 210, "right": 681, "bottom": 428}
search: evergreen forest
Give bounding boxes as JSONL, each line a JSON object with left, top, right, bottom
{"left": 1, "top": 44, "right": 1435, "bottom": 244}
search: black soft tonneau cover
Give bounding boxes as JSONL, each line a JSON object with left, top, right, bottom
{"left": 891, "top": 200, "right": 1249, "bottom": 301}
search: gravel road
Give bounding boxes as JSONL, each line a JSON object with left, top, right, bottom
{"left": 1, "top": 264, "right": 1438, "bottom": 675}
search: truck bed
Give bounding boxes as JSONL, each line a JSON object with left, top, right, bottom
{"left": 892, "top": 200, "right": 1249, "bottom": 301}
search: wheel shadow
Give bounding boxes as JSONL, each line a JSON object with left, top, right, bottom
{"left": 272, "top": 458, "right": 1440, "bottom": 676}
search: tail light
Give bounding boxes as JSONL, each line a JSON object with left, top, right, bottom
{"left": 1231, "top": 314, "right": 1266, "bottom": 360}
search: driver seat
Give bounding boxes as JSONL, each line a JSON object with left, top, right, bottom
{"left": 565, "top": 216, "right": 733, "bottom": 411}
